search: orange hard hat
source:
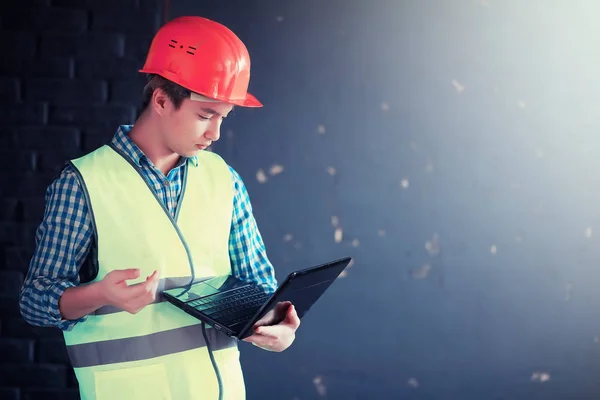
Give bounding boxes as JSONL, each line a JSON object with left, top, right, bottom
{"left": 139, "top": 16, "right": 262, "bottom": 107}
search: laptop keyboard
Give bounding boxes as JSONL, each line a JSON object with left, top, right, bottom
{"left": 186, "top": 285, "right": 270, "bottom": 327}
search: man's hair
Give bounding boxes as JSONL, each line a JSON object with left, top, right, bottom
{"left": 140, "top": 74, "right": 191, "bottom": 111}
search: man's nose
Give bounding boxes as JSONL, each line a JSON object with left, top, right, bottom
{"left": 205, "top": 121, "right": 221, "bottom": 141}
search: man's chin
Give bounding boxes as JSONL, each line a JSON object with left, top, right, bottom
{"left": 180, "top": 149, "right": 202, "bottom": 158}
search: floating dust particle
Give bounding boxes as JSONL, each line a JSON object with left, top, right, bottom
{"left": 425, "top": 234, "right": 440, "bottom": 256}
{"left": 409, "top": 141, "right": 418, "bottom": 152}
{"left": 327, "top": 166, "right": 336, "bottom": 175}
{"left": 378, "top": 229, "right": 386, "bottom": 237}
{"left": 490, "top": 245, "right": 497, "bottom": 254}
{"left": 400, "top": 178, "right": 409, "bottom": 188}
{"left": 226, "top": 129, "right": 234, "bottom": 139}
{"left": 294, "top": 242, "right": 302, "bottom": 249}
{"left": 381, "top": 102, "right": 390, "bottom": 111}
{"left": 352, "top": 239, "right": 360, "bottom": 247}
{"left": 407, "top": 378, "right": 419, "bottom": 388}
{"left": 425, "top": 163, "right": 434, "bottom": 173}
{"left": 518, "top": 100, "right": 526, "bottom": 109}
{"left": 283, "top": 234, "right": 293, "bottom": 242}
{"left": 412, "top": 264, "right": 431, "bottom": 279}
{"left": 256, "top": 169, "right": 268, "bottom": 183}
{"left": 531, "top": 372, "right": 551, "bottom": 383}
{"left": 452, "top": 79, "right": 465, "bottom": 93}
{"left": 317, "top": 124, "right": 326, "bottom": 134}
{"left": 334, "top": 227, "right": 343, "bottom": 243}
{"left": 331, "top": 216, "right": 339, "bottom": 227}
{"left": 585, "top": 227, "right": 593, "bottom": 238}
{"left": 269, "top": 164, "right": 284, "bottom": 176}
{"left": 594, "top": 336, "right": 599, "bottom": 343}
{"left": 313, "top": 376, "right": 327, "bottom": 397}
{"left": 275, "top": 15, "right": 284, "bottom": 22}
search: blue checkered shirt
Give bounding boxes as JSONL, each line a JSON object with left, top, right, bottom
{"left": 19, "top": 125, "right": 277, "bottom": 331}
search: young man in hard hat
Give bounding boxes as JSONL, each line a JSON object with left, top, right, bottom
{"left": 19, "top": 16, "right": 300, "bottom": 400}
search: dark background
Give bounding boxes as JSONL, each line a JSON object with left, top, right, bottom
{"left": 3, "top": 0, "right": 600, "bottom": 399}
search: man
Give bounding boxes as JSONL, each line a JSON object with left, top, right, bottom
{"left": 19, "top": 16, "right": 300, "bottom": 400}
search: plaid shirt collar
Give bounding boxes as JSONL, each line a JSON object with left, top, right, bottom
{"left": 111, "top": 125, "right": 199, "bottom": 168}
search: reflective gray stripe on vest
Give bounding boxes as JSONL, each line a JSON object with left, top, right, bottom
{"left": 94, "top": 277, "right": 195, "bottom": 315}
{"left": 66, "top": 324, "right": 237, "bottom": 368}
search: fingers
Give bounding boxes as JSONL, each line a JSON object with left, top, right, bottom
{"left": 123, "top": 288, "right": 157, "bottom": 314}
{"left": 253, "top": 324, "right": 288, "bottom": 338}
{"left": 127, "top": 270, "right": 159, "bottom": 298}
{"left": 119, "top": 271, "right": 160, "bottom": 313}
{"left": 110, "top": 268, "right": 141, "bottom": 283}
{"left": 243, "top": 325, "right": 296, "bottom": 352}
{"left": 243, "top": 333, "right": 278, "bottom": 349}
{"left": 284, "top": 304, "right": 301, "bottom": 330}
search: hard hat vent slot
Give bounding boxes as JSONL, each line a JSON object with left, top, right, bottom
{"left": 167, "top": 39, "right": 195, "bottom": 55}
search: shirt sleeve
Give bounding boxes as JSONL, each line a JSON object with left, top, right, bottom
{"left": 227, "top": 166, "right": 278, "bottom": 293}
{"left": 19, "top": 165, "right": 95, "bottom": 331}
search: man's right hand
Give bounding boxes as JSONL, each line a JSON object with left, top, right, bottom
{"left": 99, "top": 269, "right": 160, "bottom": 314}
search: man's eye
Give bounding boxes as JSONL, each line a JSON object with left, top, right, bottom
{"left": 198, "top": 114, "right": 210, "bottom": 120}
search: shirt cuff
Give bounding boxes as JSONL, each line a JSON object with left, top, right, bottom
{"left": 47, "top": 280, "right": 87, "bottom": 331}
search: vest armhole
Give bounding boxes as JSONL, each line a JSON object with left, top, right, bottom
{"left": 67, "top": 160, "right": 100, "bottom": 283}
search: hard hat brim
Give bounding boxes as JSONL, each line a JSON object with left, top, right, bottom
{"left": 234, "top": 91, "right": 263, "bottom": 108}
{"left": 139, "top": 69, "right": 263, "bottom": 108}
{"left": 189, "top": 91, "right": 263, "bottom": 108}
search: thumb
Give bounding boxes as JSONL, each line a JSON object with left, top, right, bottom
{"left": 108, "top": 268, "right": 141, "bottom": 283}
{"left": 285, "top": 305, "right": 300, "bottom": 329}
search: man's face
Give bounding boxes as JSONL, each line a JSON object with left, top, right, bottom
{"left": 158, "top": 94, "right": 234, "bottom": 157}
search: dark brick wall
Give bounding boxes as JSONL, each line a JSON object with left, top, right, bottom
{"left": 0, "top": 1, "right": 162, "bottom": 398}
{"left": 6, "top": 0, "right": 600, "bottom": 399}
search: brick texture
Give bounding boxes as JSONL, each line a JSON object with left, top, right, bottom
{"left": 0, "top": 271, "right": 24, "bottom": 298}
{"left": 48, "top": 104, "right": 136, "bottom": 127}
{"left": 0, "top": 388, "right": 20, "bottom": 400}
{"left": 0, "top": 78, "right": 21, "bottom": 103}
{"left": 24, "top": 79, "right": 108, "bottom": 105}
{"left": 0, "top": 104, "right": 47, "bottom": 125}
{"left": 1, "top": 7, "right": 88, "bottom": 33}
{"left": 40, "top": 33, "right": 125, "bottom": 58}
{"left": 0, "top": 364, "right": 67, "bottom": 388}
{"left": 4, "top": 31, "right": 37, "bottom": 58}
{"left": 23, "top": 388, "right": 80, "bottom": 400}
{"left": 1, "top": 318, "right": 63, "bottom": 340}
{"left": 38, "top": 338, "right": 70, "bottom": 365}
{"left": 0, "top": 55, "right": 74, "bottom": 79}
{"left": 91, "top": 10, "right": 160, "bottom": 34}
{"left": 0, "top": 339, "right": 35, "bottom": 362}
{"left": 0, "top": 1, "right": 164, "bottom": 397}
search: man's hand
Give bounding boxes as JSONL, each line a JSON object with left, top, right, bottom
{"left": 99, "top": 269, "right": 160, "bottom": 314}
{"left": 243, "top": 301, "right": 301, "bottom": 352}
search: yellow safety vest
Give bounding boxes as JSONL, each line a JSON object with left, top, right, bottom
{"left": 64, "top": 143, "right": 245, "bottom": 400}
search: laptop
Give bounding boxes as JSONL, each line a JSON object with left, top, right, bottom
{"left": 162, "top": 256, "right": 352, "bottom": 340}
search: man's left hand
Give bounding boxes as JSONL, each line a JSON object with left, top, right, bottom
{"left": 243, "top": 302, "right": 300, "bottom": 352}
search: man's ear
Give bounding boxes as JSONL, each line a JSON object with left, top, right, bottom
{"left": 151, "top": 88, "right": 172, "bottom": 116}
